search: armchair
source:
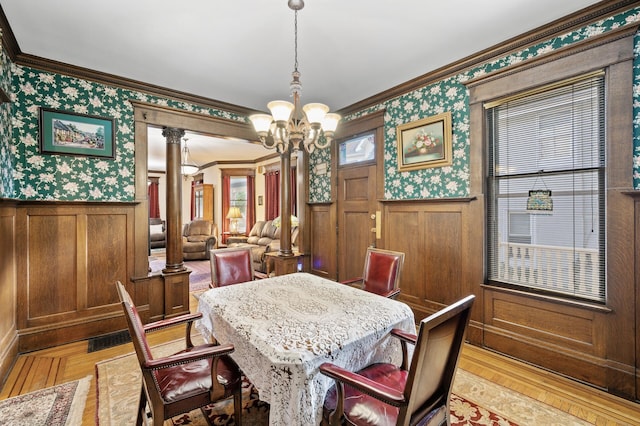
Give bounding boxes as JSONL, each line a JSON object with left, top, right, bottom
{"left": 115, "top": 281, "right": 242, "bottom": 426}
{"left": 341, "top": 247, "right": 405, "bottom": 298}
{"left": 320, "top": 295, "right": 475, "bottom": 426}
{"left": 182, "top": 219, "right": 218, "bottom": 260}
{"left": 149, "top": 218, "right": 166, "bottom": 249}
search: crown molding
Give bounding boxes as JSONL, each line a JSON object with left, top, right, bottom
{"left": 338, "top": 0, "right": 640, "bottom": 116}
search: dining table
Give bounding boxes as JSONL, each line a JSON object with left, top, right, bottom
{"left": 196, "top": 272, "right": 416, "bottom": 426}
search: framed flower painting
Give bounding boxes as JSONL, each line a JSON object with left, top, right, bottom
{"left": 396, "top": 111, "right": 452, "bottom": 171}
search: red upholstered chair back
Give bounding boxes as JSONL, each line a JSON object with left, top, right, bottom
{"left": 362, "top": 248, "right": 405, "bottom": 297}
{"left": 210, "top": 247, "right": 254, "bottom": 287}
{"left": 403, "top": 295, "right": 475, "bottom": 422}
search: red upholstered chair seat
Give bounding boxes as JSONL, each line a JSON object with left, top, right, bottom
{"left": 320, "top": 295, "right": 475, "bottom": 426}
{"left": 154, "top": 348, "right": 240, "bottom": 404}
{"left": 323, "top": 363, "right": 408, "bottom": 426}
{"left": 115, "top": 281, "right": 243, "bottom": 425}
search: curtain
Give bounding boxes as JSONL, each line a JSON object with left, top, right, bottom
{"left": 265, "top": 170, "right": 279, "bottom": 220}
{"left": 246, "top": 175, "right": 255, "bottom": 234}
{"left": 222, "top": 175, "right": 231, "bottom": 239}
{"left": 148, "top": 179, "right": 160, "bottom": 219}
{"left": 190, "top": 180, "right": 196, "bottom": 220}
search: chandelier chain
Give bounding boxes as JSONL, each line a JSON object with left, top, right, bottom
{"left": 293, "top": 10, "right": 298, "bottom": 73}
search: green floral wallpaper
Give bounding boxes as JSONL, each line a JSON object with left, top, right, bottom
{"left": 9, "top": 66, "right": 245, "bottom": 201}
{"left": 2, "top": 6, "right": 640, "bottom": 202}
{"left": 308, "top": 7, "right": 640, "bottom": 202}
{"left": 0, "top": 33, "right": 14, "bottom": 198}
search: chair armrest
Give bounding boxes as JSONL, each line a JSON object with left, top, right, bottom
{"left": 205, "top": 236, "right": 218, "bottom": 254}
{"left": 143, "top": 312, "right": 203, "bottom": 333}
{"left": 319, "top": 362, "right": 406, "bottom": 407}
{"left": 390, "top": 328, "right": 417, "bottom": 344}
{"left": 143, "top": 343, "right": 234, "bottom": 370}
{"left": 390, "top": 328, "right": 416, "bottom": 370}
{"left": 340, "top": 277, "right": 364, "bottom": 286}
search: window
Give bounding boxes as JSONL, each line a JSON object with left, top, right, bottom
{"left": 229, "top": 176, "right": 247, "bottom": 231}
{"left": 338, "top": 132, "right": 375, "bottom": 167}
{"left": 487, "top": 73, "right": 605, "bottom": 302}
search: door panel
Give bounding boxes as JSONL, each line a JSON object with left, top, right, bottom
{"left": 337, "top": 165, "right": 377, "bottom": 281}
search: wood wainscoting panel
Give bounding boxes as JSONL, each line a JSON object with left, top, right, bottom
{"left": 86, "top": 213, "right": 129, "bottom": 309}
{"left": 26, "top": 214, "right": 78, "bottom": 320}
{"left": 15, "top": 203, "right": 136, "bottom": 352}
{"left": 309, "top": 204, "right": 336, "bottom": 279}
{"left": 486, "top": 290, "right": 600, "bottom": 354}
{"left": 0, "top": 204, "right": 18, "bottom": 386}
{"left": 385, "top": 201, "right": 471, "bottom": 322}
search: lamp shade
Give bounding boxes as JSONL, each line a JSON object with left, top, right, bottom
{"left": 321, "top": 113, "right": 341, "bottom": 132}
{"left": 226, "top": 206, "right": 243, "bottom": 219}
{"left": 302, "top": 103, "right": 329, "bottom": 125}
{"left": 249, "top": 114, "right": 273, "bottom": 134}
{"left": 267, "top": 101, "right": 295, "bottom": 122}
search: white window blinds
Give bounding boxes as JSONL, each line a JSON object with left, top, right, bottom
{"left": 486, "top": 73, "right": 605, "bottom": 302}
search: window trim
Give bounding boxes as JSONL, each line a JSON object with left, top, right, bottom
{"left": 465, "top": 28, "right": 635, "bottom": 307}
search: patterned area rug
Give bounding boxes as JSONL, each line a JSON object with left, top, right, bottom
{"left": 0, "top": 375, "right": 91, "bottom": 426}
{"left": 95, "top": 339, "right": 591, "bottom": 425}
{"left": 149, "top": 256, "right": 211, "bottom": 292}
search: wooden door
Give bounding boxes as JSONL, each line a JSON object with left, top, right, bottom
{"left": 337, "top": 164, "right": 378, "bottom": 281}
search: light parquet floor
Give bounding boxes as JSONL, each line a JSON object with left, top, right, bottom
{"left": 1, "top": 292, "right": 638, "bottom": 425}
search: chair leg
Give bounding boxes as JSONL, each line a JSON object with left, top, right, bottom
{"left": 136, "top": 386, "right": 146, "bottom": 426}
{"left": 233, "top": 386, "right": 242, "bottom": 425}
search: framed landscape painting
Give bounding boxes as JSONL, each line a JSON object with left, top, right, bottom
{"left": 39, "top": 108, "right": 116, "bottom": 159}
{"left": 396, "top": 111, "right": 452, "bottom": 171}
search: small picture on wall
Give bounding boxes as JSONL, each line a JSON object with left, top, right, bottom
{"left": 39, "top": 108, "right": 116, "bottom": 159}
{"left": 396, "top": 111, "right": 452, "bottom": 171}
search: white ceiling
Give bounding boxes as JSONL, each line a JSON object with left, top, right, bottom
{"left": 1, "top": 0, "right": 603, "bottom": 169}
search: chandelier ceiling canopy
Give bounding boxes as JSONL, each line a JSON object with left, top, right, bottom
{"left": 249, "top": 0, "right": 340, "bottom": 155}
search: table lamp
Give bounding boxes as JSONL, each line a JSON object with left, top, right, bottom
{"left": 226, "top": 206, "right": 243, "bottom": 235}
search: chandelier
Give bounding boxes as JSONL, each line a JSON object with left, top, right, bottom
{"left": 249, "top": 0, "right": 340, "bottom": 154}
{"left": 180, "top": 138, "right": 199, "bottom": 176}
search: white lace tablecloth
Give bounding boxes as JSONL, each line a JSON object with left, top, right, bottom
{"left": 196, "top": 272, "right": 416, "bottom": 426}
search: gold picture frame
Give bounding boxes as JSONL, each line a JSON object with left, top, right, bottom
{"left": 396, "top": 112, "right": 452, "bottom": 171}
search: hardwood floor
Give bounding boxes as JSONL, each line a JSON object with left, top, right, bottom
{"left": 1, "top": 292, "right": 638, "bottom": 425}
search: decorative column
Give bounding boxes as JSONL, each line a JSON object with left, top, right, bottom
{"left": 279, "top": 146, "right": 293, "bottom": 256}
{"left": 162, "top": 127, "right": 186, "bottom": 273}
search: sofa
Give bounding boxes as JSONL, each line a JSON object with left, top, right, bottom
{"left": 149, "top": 218, "right": 166, "bottom": 249}
{"left": 229, "top": 220, "right": 298, "bottom": 273}
{"left": 182, "top": 219, "right": 218, "bottom": 260}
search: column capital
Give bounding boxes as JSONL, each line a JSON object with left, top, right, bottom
{"left": 162, "top": 127, "right": 185, "bottom": 145}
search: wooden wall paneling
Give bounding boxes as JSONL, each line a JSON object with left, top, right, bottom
{"left": 15, "top": 203, "right": 136, "bottom": 352}
{"left": 0, "top": 204, "right": 18, "bottom": 387}
{"left": 163, "top": 272, "right": 190, "bottom": 318}
{"left": 309, "top": 204, "right": 336, "bottom": 279}
{"left": 466, "top": 30, "right": 637, "bottom": 400}
{"left": 384, "top": 200, "right": 473, "bottom": 322}
{"left": 385, "top": 207, "right": 422, "bottom": 307}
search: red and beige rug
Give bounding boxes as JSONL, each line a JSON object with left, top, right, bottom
{"left": 96, "top": 339, "right": 592, "bottom": 426}
{"left": 0, "top": 375, "right": 91, "bottom": 426}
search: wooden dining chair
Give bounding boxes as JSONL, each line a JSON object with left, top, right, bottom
{"left": 209, "top": 246, "right": 255, "bottom": 288}
{"left": 115, "top": 281, "right": 243, "bottom": 426}
{"left": 341, "top": 247, "right": 405, "bottom": 298}
{"left": 319, "top": 295, "right": 475, "bottom": 426}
